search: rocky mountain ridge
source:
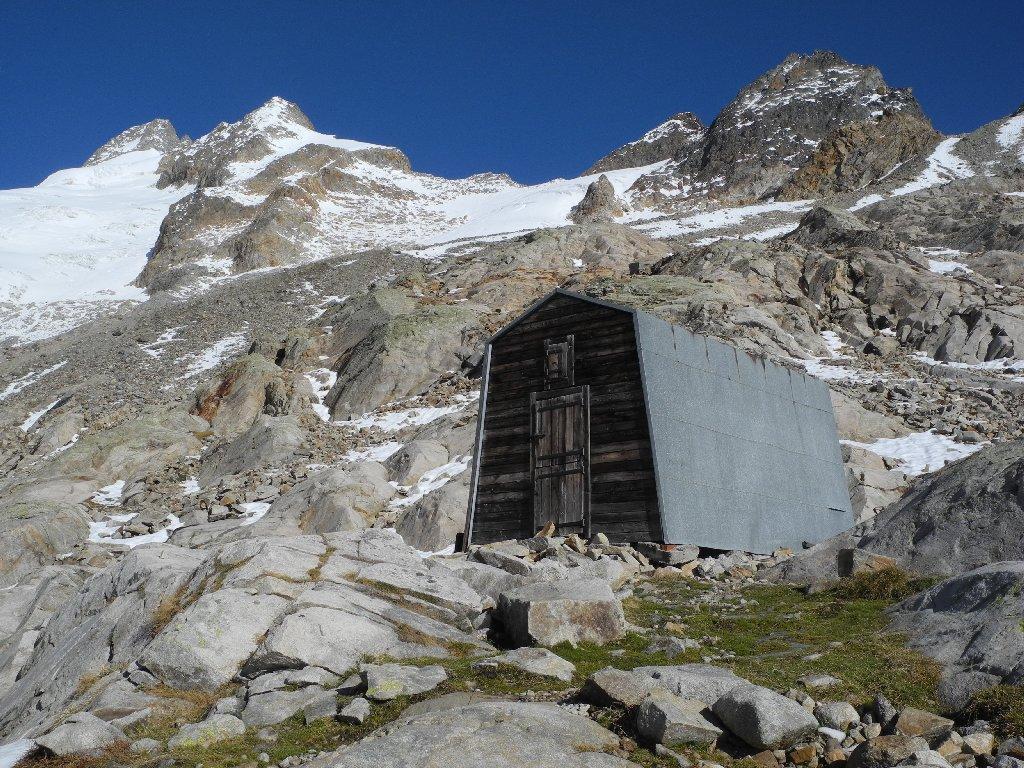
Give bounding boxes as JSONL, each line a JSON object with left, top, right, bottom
{"left": 0, "top": 49, "right": 1023, "bottom": 768}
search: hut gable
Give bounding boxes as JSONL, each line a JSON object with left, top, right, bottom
{"left": 465, "top": 289, "right": 852, "bottom": 553}
{"left": 468, "top": 291, "right": 662, "bottom": 545}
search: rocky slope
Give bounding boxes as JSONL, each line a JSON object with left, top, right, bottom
{"left": 1, "top": 50, "right": 1023, "bottom": 767}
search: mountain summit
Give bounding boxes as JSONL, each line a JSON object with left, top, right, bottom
{"left": 85, "top": 119, "right": 180, "bottom": 166}
{"left": 628, "top": 50, "right": 932, "bottom": 202}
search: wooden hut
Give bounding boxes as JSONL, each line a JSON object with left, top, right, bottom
{"left": 463, "top": 289, "right": 852, "bottom": 553}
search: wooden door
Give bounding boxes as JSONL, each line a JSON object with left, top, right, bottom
{"left": 530, "top": 385, "right": 590, "bottom": 537}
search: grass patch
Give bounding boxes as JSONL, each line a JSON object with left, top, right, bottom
{"left": 73, "top": 665, "right": 118, "bottom": 698}
{"left": 557, "top": 577, "right": 941, "bottom": 711}
{"left": 965, "top": 684, "right": 1024, "bottom": 738}
{"left": 833, "top": 566, "right": 937, "bottom": 602}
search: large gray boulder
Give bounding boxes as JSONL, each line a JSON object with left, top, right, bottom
{"left": 581, "top": 667, "right": 659, "bottom": 708}
{"left": 0, "top": 545, "right": 209, "bottom": 738}
{"left": 394, "top": 476, "right": 468, "bottom": 552}
{"left": 857, "top": 441, "right": 1024, "bottom": 576}
{"left": 771, "top": 440, "right": 1024, "bottom": 585}
{"left": 262, "top": 463, "right": 396, "bottom": 534}
{"left": 199, "top": 414, "right": 306, "bottom": 485}
{"left": 140, "top": 588, "right": 289, "bottom": 691}
{"left": 888, "top": 561, "right": 1024, "bottom": 709}
{"left": 361, "top": 663, "right": 447, "bottom": 701}
{"left": 241, "top": 578, "right": 487, "bottom": 679}
{"left": 633, "top": 664, "right": 749, "bottom": 707}
{"left": 241, "top": 686, "right": 329, "bottom": 727}
{"left": 497, "top": 579, "right": 625, "bottom": 647}
{"left": 385, "top": 440, "right": 449, "bottom": 485}
{"left": 167, "top": 713, "right": 246, "bottom": 749}
{"left": 36, "top": 712, "right": 126, "bottom": 757}
{"left": 636, "top": 688, "right": 723, "bottom": 746}
{"left": 569, "top": 174, "right": 624, "bottom": 224}
{"left": 307, "top": 696, "right": 638, "bottom": 767}
{"left": 0, "top": 501, "right": 90, "bottom": 586}
{"left": 191, "top": 354, "right": 294, "bottom": 439}
{"left": 477, "top": 648, "right": 576, "bottom": 682}
{"left": 321, "top": 288, "right": 486, "bottom": 416}
{"left": 712, "top": 684, "right": 819, "bottom": 750}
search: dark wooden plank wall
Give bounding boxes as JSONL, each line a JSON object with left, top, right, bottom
{"left": 472, "top": 293, "right": 663, "bottom": 544}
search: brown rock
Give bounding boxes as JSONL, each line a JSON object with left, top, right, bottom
{"left": 752, "top": 750, "right": 782, "bottom": 768}
{"left": 848, "top": 734, "right": 930, "bottom": 768}
{"left": 837, "top": 549, "right": 897, "bottom": 578}
{"left": 894, "top": 707, "right": 954, "bottom": 744}
{"left": 790, "top": 744, "right": 818, "bottom": 764}
{"left": 825, "top": 748, "right": 847, "bottom": 765}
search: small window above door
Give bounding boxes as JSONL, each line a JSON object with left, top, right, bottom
{"left": 543, "top": 335, "right": 575, "bottom": 389}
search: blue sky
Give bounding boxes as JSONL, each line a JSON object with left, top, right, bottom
{"left": 2, "top": 1, "right": 1021, "bottom": 188}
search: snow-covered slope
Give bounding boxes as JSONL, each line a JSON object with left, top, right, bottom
{"left": 0, "top": 150, "right": 191, "bottom": 343}
{"left": 0, "top": 99, "right": 663, "bottom": 344}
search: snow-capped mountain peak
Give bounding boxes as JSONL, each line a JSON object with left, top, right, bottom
{"left": 585, "top": 112, "right": 706, "bottom": 174}
{"left": 84, "top": 118, "right": 180, "bottom": 166}
{"left": 156, "top": 96, "right": 390, "bottom": 190}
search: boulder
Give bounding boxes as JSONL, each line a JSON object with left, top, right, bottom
{"left": 814, "top": 700, "right": 860, "bottom": 731}
{"left": 569, "top": 174, "right": 624, "bottom": 224}
{"left": 354, "top": 558, "right": 484, "bottom": 617}
{"left": 856, "top": 441, "right": 1024, "bottom": 576}
{"left": 848, "top": 735, "right": 931, "bottom": 768}
{"left": 394, "top": 477, "right": 468, "bottom": 552}
{"left": 35, "top": 712, "right": 126, "bottom": 757}
{"left": 192, "top": 354, "right": 292, "bottom": 438}
{"left": 888, "top": 562, "right": 1024, "bottom": 709}
{"left": 385, "top": 440, "right": 449, "bottom": 485}
{"left": 712, "top": 684, "right": 820, "bottom": 750}
{"left": 199, "top": 415, "right": 305, "bottom": 485}
{"left": 263, "top": 463, "right": 396, "bottom": 534}
{"left": 167, "top": 713, "right": 246, "bottom": 750}
{"left": 54, "top": 405, "right": 206, "bottom": 482}
{"left": 361, "top": 664, "right": 447, "bottom": 701}
{"left": 438, "top": 559, "right": 528, "bottom": 602}
{"left": 245, "top": 606, "right": 401, "bottom": 677}
{"left": 241, "top": 686, "right": 329, "bottom": 727}
{"left": 636, "top": 688, "right": 723, "bottom": 746}
{"left": 476, "top": 648, "right": 576, "bottom": 682}
{"left": 0, "top": 501, "right": 91, "bottom": 585}
{"left": 475, "top": 547, "right": 534, "bottom": 576}
{"left": 581, "top": 667, "right": 659, "bottom": 708}
{"left": 140, "top": 588, "right": 289, "bottom": 691}
{"left": 633, "top": 664, "right": 749, "bottom": 706}
{"left": 770, "top": 441, "right": 1024, "bottom": 588}
{"left": 0, "top": 545, "right": 209, "bottom": 738}
{"left": 497, "top": 579, "right": 625, "bottom": 647}
{"left": 894, "top": 708, "right": 955, "bottom": 744}
{"left": 837, "top": 549, "right": 898, "bottom": 578}
{"left": 322, "top": 288, "right": 485, "bottom": 416}
{"left": 338, "top": 697, "right": 371, "bottom": 725}
{"left": 307, "top": 696, "right": 636, "bottom": 767}
{"left": 304, "top": 689, "right": 340, "bottom": 724}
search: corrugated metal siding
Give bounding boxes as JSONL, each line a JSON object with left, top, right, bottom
{"left": 635, "top": 311, "right": 852, "bottom": 553}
